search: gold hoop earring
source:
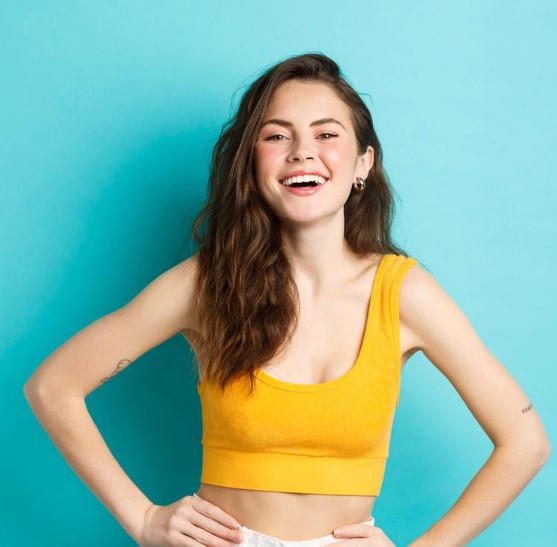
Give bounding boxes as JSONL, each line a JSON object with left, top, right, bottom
{"left": 353, "top": 177, "right": 366, "bottom": 192}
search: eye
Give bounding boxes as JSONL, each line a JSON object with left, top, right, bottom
{"left": 318, "top": 132, "right": 338, "bottom": 140}
{"left": 264, "top": 134, "right": 287, "bottom": 141}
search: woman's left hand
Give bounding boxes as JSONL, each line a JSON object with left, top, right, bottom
{"left": 330, "top": 523, "right": 396, "bottom": 546}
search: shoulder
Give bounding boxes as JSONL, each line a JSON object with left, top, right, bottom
{"left": 125, "top": 253, "right": 200, "bottom": 335}
{"left": 148, "top": 253, "right": 199, "bottom": 302}
{"left": 169, "top": 253, "right": 200, "bottom": 333}
{"left": 397, "top": 258, "right": 458, "bottom": 353}
{"left": 168, "top": 252, "right": 200, "bottom": 288}
{"left": 398, "top": 258, "right": 481, "bottom": 362}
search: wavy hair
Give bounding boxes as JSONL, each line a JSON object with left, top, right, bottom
{"left": 188, "top": 52, "right": 420, "bottom": 394}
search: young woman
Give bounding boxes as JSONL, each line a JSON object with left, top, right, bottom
{"left": 24, "top": 53, "right": 550, "bottom": 547}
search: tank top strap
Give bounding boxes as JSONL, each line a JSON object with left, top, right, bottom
{"left": 373, "top": 254, "right": 419, "bottom": 407}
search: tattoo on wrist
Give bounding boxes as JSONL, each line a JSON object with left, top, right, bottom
{"left": 521, "top": 402, "right": 533, "bottom": 414}
{"left": 100, "top": 359, "right": 132, "bottom": 384}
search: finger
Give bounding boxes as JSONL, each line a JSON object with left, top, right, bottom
{"left": 191, "top": 494, "right": 241, "bottom": 530}
{"left": 183, "top": 521, "right": 244, "bottom": 547}
{"left": 333, "top": 524, "right": 375, "bottom": 538}
{"left": 192, "top": 514, "right": 243, "bottom": 542}
{"left": 327, "top": 541, "right": 378, "bottom": 547}
{"left": 188, "top": 495, "right": 243, "bottom": 545}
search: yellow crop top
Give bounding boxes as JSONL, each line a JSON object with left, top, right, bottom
{"left": 196, "top": 254, "right": 418, "bottom": 496}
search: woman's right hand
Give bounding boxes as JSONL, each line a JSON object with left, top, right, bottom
{"left": 139, "top": 494, "right": 245, "bottom": 546}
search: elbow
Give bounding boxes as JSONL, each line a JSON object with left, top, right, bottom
{"left": 538, "top": 440, "right": 551, "bottom": 465}
{"left": 23, "top": 377, "right": 36, "bottom": 400}
{"left": 495, "top": 436, "right": 551, "bottom": 467}
{"left": 23, "top": 378, "right": 58, "bottom": 408}
{"left": 530, "top": 434, "right": 552, "bottom": 465}
{"left": 23, "top": 378, "right": 45, "bottom": 407}
{"left": 530, "top": 443, "right": 551, "bottom": 472}
{"left": 24, "top": 376, "right": 86, "bottom": 408}
{"left": 519, "top": 440, "right": 551, "bottom": 467}
{"left": 23, "top": 367, "right": 48, "bottom": 400}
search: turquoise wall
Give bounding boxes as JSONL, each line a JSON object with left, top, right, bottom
{"left": 2, "top": 1, "right": 555, "bottom": 545}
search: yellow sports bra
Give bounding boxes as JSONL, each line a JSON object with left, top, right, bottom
{"left": 197, "top": 254, "right": 418, "bottom": 496}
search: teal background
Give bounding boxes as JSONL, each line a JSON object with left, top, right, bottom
{"left": 2, "top": 1, "right": 555, "bottom": 545}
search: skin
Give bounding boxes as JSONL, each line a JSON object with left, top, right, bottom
{"left": 25, "top": 79, "right": 548, "bottom": 547}
{"left": 253, "top": 79, "right": 374, "bottom": 281}
{"left": 192, "top": 79, "right": 550, "bottom": 544}
{"left": 191, "top": 80, "right": 400, "bottom": 543}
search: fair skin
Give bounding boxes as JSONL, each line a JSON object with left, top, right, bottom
{"left": 253, "top": 78, "right": 374, "bottom": 286}
{"left": 192, "top": 80, "right": 550, "bottom": 545}
{"left": 193, "top": 80, "right": 389, "bottom": 542}
{"left": 23, "top": 79, "right": 550, "bottom": 546}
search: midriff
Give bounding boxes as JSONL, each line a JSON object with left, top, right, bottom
{"left": 195, "top": 484, "right": 376, "bottom": 540}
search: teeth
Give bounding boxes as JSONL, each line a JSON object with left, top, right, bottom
{"left": 281, "top": 174, "right": 328, "bottom": 186}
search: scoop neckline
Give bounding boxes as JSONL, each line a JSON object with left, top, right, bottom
{"left": 254, "top": 254, "right": 390, "bottom": 392}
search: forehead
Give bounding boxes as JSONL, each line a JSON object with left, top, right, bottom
{"left": 264, "top": 80, "right": 351, "bottom": 121}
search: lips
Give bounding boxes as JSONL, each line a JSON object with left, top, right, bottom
{"left": 279, "top": 180, "right": 327, "bottom": 197}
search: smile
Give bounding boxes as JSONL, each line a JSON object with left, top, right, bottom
{"left": 279, "top": 177, "right": 328, "bottom": 196}
{"left": 280, "top": 174, "right": 329, "bottom": 187}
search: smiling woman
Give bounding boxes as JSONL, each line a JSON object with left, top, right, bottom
{"left": 24, "top": 51, "right": 550, "bottom": 547}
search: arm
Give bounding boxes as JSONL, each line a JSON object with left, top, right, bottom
{"left": 398, "top": 265, "right": 551, "bottom": 547}
{"left": 23, "top": 255, "right": 200, "bottom": 543}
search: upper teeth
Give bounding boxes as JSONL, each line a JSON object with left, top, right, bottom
{"left": 281, "top": 175, "right": 328, "bottom": 186}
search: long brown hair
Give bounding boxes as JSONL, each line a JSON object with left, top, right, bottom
{"left": 187, "top": 52, "right": 420, "bottom": 394}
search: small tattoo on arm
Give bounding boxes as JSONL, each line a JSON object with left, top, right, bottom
{"left": 521, "top": 402, "right": 533, "bottom": 414}
{"left": 100, "top": 359, "right": 132, "bottom": 384}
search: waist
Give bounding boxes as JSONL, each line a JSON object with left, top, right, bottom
{"left": 195, "top": 485, "right": 376, "bottom": 540}
{"left": 200, "top": 445, "right": 387, "bottom": 496}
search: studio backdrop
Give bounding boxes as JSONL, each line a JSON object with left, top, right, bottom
{"left": 1, "top": 1, "right": 555, "bottom": 545}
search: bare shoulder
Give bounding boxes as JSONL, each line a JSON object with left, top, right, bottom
{"left": 114, "top": 252, "right": 201, "bottom": 345}
{"left": 398, "top": 262, "right": 454, "bottom": 354}
{"left": 143, "top": 252, "right": 200, "bottom": 334}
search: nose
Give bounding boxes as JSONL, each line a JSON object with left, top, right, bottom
{"left": 287, "top": 135, "right": 315, "bottom": 161}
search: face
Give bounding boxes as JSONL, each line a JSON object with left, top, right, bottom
{"left": 254, "top": 79, "right": 374, "bottom": 225}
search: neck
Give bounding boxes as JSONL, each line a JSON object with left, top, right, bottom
{"left": 280, "top": 211, "right": 359, "bottom": 293}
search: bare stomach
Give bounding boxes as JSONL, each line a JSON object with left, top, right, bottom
{"left": 194, "top": 484, "right": 376, "bottom": 540}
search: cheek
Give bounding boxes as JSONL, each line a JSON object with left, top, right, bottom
{"left": 322, "top": 143, "right": 353, "bottom": 169}
{"left": 255, "top": 145, "right": 282, "bottom": 177}
{"left": 254, "top": 150, "right": 277, "bottom": 200}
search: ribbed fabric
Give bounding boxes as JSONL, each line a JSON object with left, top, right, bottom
{"left": 197, "top": 254, "right": 418, "bottom": 496}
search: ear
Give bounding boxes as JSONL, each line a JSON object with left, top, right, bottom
{"left": 357, "top": 146, "right": 374, "bottom": 180}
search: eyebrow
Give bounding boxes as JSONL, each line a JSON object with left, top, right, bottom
{"left": 260, "top": 117, "right": 347, "bottom": 131}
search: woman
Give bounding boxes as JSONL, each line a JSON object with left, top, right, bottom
{"left": 24, "top": 53, "right": 550, "bottom": 547}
